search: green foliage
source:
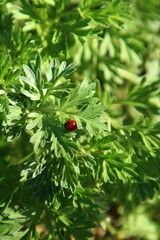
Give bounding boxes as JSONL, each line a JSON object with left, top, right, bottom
{"left": 0, "top": 0, "right": 160, "bottom": 239}
{"left": 2, "top": 0, "right": 130, "bottom": 58}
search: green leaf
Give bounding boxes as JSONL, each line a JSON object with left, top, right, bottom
{"left": 60, "top": 161, "right": 79, "bottom": 191}
{"left": 102, "top": 160, "right": 110, "bottom": 183}
{"left": 26, "top": 112, "right": 43, "bottom": 130}
{"left": 61, "top": 80, "right": 95, "bottom": 110}
{"left": 80, "top": 99, "right": 106, "bottom": 135}
{"left": 0, "top": 54, "right": 11, "bottom": 79}
{"left": 20, "top": 89, "right": 40, "bottom": 100}
{"left": 5, "top": 69, "right": 20, "bottom": 86}
{"left": 30, "top": 130, "right": 44, "bottom": 152}
{"left": 23, "top": 64, "right": 36, "bottom": 83}
{"left": 58, "top": 61, "right": 67, "bottom": 75}
{"left": 56, "top": 63, "right": 76, "bottom": 81}
{"left": 20, "top": 76, "right": 38, "bottom": 90}
{"left": 59, "top": 215, "right": 72, "bottom": 226}
{"left": 94, "top": 134, "right": 118, "bottom": 147}
{"left": 0, "top": 207, "right": 27, "bottom": 239}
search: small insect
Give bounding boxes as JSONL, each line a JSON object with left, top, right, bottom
{"left": 64, "top": 120, "right": 78, "bottom": 131}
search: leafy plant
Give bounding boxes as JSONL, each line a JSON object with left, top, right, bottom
{"left": 0, "top": 0, "right": 160, "bottom": 239}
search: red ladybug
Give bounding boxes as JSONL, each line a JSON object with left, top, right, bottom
{"left": 64, "top": 120, "right": 78, "bottom": 131}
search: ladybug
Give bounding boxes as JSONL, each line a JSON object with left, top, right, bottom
{"left": 64, "top": 120, "right": 78, "bottom": 131}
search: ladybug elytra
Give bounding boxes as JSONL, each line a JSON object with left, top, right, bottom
{"left": 64, "top": 120, "right": 78, "bottom": 131}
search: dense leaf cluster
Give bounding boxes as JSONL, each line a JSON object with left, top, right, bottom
{"left": 0, "top": 0, "right": 160, "bottom": 239}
